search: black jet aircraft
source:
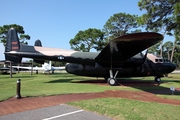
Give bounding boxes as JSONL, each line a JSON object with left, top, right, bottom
{"left": 4, "top": 28, "right": 176, "bottom": 85}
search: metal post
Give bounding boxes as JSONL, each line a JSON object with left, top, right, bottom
{"left": 10, "top": 61, "right": 12, "bottom": 78}
{"left": 16, "top": 79, "right": 21, "bottom": 99}
{"left": 18, "top": 63, "right": 20, "bottom": 73}
{"left": 170, "top": 86, "right": 175, "bottom": 95}
{"left": 31, "top": 61, "right": 33, "bottom": 75}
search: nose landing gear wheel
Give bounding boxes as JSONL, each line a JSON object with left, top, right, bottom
{"left": 155, "top": 77, "right": 161, "bottom": 84}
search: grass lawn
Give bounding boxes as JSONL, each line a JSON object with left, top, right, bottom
{"left": 0, "top": 72, "right": 180, "bottom": 119}
{"left": 68, "top": 98, "right": 180, "bottom": 120}
{"left": 0, "top": 72, "right": 123, "bottom": 101}
{"left": 0, "top": 72, "right": 180, "bottom": 101}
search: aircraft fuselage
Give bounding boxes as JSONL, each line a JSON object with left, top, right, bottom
{"left": 65, "top": 58, "right": 176, "bottom": 78}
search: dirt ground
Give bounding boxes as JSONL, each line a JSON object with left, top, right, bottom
{"left": 0, "top": 80, "right": 180, "bottom": 116}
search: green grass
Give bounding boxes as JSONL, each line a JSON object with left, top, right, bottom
{"left": 68, "top": 98, "right": 180, "bottom": 120}
{"left": 0, "top": 72, "right": 180, "bottom": 101}
{"left": 0, "top": 72, "right": 123, "bottom": 101}
{"left": 157, "top": 94, "right": 180, "bottom": 100}
{"left": 1, "top": 72, "right": 180, "bottom": 119}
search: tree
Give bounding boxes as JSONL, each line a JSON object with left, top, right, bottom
{"left": 0, "top": 24, "right": 30, "bottom": 46}
{"left": 162, "top": 41, "right": 173, "bottom": 60}
{"left": 138, "top": 0, "right": 179, "bottom": 32}
{"left": 103, "top": 12, "right": 140, "bottom": 41}
{"left": 69, "top": 28, "right": 105, "bottom": 52}
{"left": 138, "top": 0, "right": 180, "bottom": 59}
{"left": 171, "top": 29, "right": 180, "bottom": 62}
{"left": 148, "top": 42, "right": 161, "bottom": 55}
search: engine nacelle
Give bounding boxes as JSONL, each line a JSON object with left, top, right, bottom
{"left": 65, "top": 63, "right": 108, "bottom": 77}
{"left": 122, "top": 52, "right": 147, "bottom": 68}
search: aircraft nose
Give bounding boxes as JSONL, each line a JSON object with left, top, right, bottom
{"left": 157, "top": 63, "right": 176, "bottom": 75}
{"left": 166, "top": 63, "right": 176, "bottom": 73}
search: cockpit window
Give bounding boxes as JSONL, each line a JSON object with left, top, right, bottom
{"left": 159, "top": 59, "right": 163, "bottom": 62}
{"left": 147, "top": 54, "right": 171, "bottom": 63}
{"left": 155, "top": 58, "right": 170, "bottom": 63}
{"left": 155, "top": 59, "right": 158, "bottom": 62}
{"left": 164, "top": 59, "right": 170, "bottom": 62}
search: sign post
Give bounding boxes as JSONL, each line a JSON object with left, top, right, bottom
{"left": 16, "top": 79, "right": 21, "bottom": 99}
{"left": 170, "top": 86, "right": 175, "bottom": 95}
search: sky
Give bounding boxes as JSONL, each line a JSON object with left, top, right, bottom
{"left": 0, "top": 0, "right": 173, "bottom": 60}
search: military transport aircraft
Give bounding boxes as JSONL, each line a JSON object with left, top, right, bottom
{"left": 4, "top": 28, "right": 176, "bottom": 85}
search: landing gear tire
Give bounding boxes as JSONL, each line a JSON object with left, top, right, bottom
{"left": 108, "top": 78, "right": 116, "bottom": 86}
{"left": 155, "top": 77, "right": 161, "bottom": 84}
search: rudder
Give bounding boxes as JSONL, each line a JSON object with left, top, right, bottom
{"left": 5, "top": 28, "right": 22, "bottom": 63}
{"left": 33, "top": 39, "right": 45, "bottom": 64}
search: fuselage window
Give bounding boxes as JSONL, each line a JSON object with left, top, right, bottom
{"left": 155, "top": 58, "right": 170, "bottom": 63}
{"left": 159, "top": 59, "right": 163, "bottom": 62}
{"left": 165, "top": 59, "right": 169, "bottom": 62}
{"left": 155, "top": 59, "right": 158, "bottom": 62}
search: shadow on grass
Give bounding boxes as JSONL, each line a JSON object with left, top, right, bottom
{"left": 45, "top": 73, "right": 77, "bottom": 78}
{"left": 162, "top": 79, "right": 180, "bottom": 83}
{"left": 119, "top": 78, "right": 180, "bottom": 95}
{"left": 45, "top": 79, "right": 74, "bottom": 83}
{"left": 76, "top": 78, "right": 180, "bottom": 95}
{"left": 44, "top": 76, "right": 180, "bottom": 95}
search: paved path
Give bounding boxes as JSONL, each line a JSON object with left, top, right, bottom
{"left": 0, "top": 104, "right": 112, "bottom": 120}
{"left": 0, "top": 90, "right": 180, "bottom": 117}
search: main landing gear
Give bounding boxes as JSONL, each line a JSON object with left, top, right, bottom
{"left": 106, "top": 70, "right": 119, "bottom": 86}
{"left": 154, "top": 76, "right": 161, "bottom": 84}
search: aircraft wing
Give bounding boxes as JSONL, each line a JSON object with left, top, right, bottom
{"left": 0, "top": 67, "right": 10, "bottom": 70}
{"left": 95, "top": 32, "right": 163, "bottom": 66}
{"left": 11, "top": 66, "right": 44, "bottom": 71}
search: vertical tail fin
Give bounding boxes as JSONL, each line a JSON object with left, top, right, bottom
{"left": 49, "top": 61, "right": 52, "bottom": 66}
{"left": 33, "top": 39, "right": 45, "bottom": 64}
{"left": 42, "top": 61, "right": 51, "bottom": 71}
{"left": 5, "top": 28, "right": 22, "bottom": 63}
{"left": 48, "top": 61, "right": 52, "bottom": 70}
